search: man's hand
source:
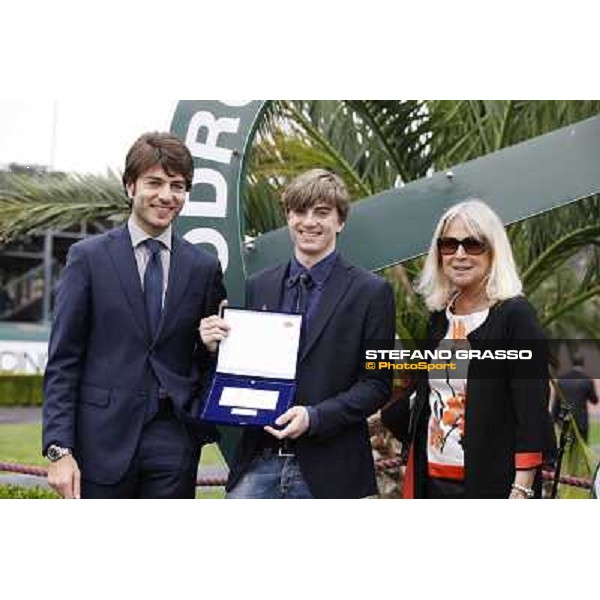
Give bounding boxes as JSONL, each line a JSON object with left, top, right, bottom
{"left": 48, "top": 454, "right": 81, "bottom": 499}
{"left": 199, "top": 300, "right": 230, "bottom": 353}
{"left": 264, "top": 406, "right": 310, "bottom": 440}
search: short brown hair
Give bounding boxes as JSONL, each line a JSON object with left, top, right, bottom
{"left": 281, "top": 169, "right": 350, "bottom": 223}
{"left": 122, "top": 132, "right": 194, "bottom": 194}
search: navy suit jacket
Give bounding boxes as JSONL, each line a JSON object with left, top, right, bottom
{"left": 226, "top": 254, "right": 396, "bottom": 498}
{"left": 43, "top": 225, "right": 225, "bottom": 485}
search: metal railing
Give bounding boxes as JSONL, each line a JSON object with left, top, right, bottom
{"left": 0, "top": 261, "right": 61, "bottom": 321}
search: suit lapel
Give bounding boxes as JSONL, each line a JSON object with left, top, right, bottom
{"left": 106, "top": 226, "right": 149, "bottom": 338}
{"left": 158, "top": 235, "right": 194, "bottom": 339}
{"left": 300, "top": 255, "right": 353, "bottom": 362}
{"left": 252, "top": 264, "right": 287, "bottom": 311}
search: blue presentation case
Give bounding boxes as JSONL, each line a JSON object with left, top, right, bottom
{"left": 201, "top": 373, "right": 296, "bottom": 426}
{"left": 200, "top": 308, "right": 302, "bottom": 427}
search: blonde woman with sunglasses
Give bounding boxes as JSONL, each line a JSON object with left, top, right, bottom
{"left": 383, "top": 199, "right": 554, "bottom": 498}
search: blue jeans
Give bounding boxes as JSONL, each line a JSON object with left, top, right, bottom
{"left": 226, "top": 452, "right": 314, "bottom": 499}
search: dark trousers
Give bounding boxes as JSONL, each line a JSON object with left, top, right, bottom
{"left": 425, "top": 477, "right": 465, "bottom": 499}
{"left": 81, "top": 410, "right": 200, "bottom": 499}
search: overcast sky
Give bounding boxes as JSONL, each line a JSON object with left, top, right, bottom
{"left": 0, "top": 100, "right": 178, "bottom": 174}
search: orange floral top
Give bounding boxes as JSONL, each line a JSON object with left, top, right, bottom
{"left": 427, "top": 306, "right": 489, "bottom": 481}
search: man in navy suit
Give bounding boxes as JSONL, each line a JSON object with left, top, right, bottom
{"left": 43, "top": 132, "right": 225, "bottom": 499}
{"left": 200, "top": 169, "right": 396, "bottom": 498}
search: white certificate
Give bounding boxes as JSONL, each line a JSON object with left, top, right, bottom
{"left": 220, "top": 387, "right": 279, "bottom": 412}
{"left": 217, "top": 308, "right": 302, "bottom": 380}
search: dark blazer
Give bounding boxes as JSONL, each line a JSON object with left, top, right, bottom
{"left": 226, "top": 254, "right": 396, "bottom": 499}
{"left": 384, "top": 296, "right": 555, "bottom": 499}
{"left": 43, "top": 225, "right": 225, "bottom": 485}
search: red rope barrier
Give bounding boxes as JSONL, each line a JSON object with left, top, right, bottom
{"left": 376, "top": 458, "right": 403, "bottom": 472}
{"left": 195, "top": 475, "right": 227, "bottom": 487}
{"left": 541, "top": 470, "right": 592, "bottom": 490}
{"left": 0, "top": 461, "right": 47, "bottom": 477}
{"left": 0, "top": 461, "right": 227, "bottom": 487}
{"left": 0, "top": 460, "right": 593, "bottom": 490}
{"left": 373, "top": 457, "right": 593, "bottom": 490}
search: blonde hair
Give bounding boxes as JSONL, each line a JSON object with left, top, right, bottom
{"left": 417, "top": 199, "right": 523, "bottom": 311}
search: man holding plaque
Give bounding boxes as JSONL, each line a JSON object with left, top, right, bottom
{"left": 43, "top": 132, "right": 225, "bottom": 498}
{"left": 200, "top": 169, "right": 396, "bottom": 498}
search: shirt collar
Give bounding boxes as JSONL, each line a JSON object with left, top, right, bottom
{"left": 288, "top": 250, "right": 338, "bottom": 288}
{"left": 127, "top": 216, "right": 172, "bottom": 251}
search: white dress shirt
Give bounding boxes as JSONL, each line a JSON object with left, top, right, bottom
{"left": 127, "top": 216, "right": 172, "bottom": 308}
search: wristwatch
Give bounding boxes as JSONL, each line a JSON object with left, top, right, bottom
{"left": 45, "top": 445, "right": 72, "bottom": 462}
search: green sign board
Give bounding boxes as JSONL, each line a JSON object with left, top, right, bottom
{"left": 245, "top": 115, "right": 600, "bottom": 273}
{"left": 170, "top": 101, "right": 268, "bottom": 305}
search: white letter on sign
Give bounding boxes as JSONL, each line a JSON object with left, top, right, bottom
{"left": 183, "top": 228, "right": 230, "bottom": 272}
{"left": 181, "top": 168, "right": 228, "bottom": 218}
{"left": 185, "top": 111, "right": 240, "bottom": 164}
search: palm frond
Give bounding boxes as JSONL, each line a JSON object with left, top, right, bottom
{"left": 521, "top": 223, "right": 600, "bottom": 294}
{"left": 428, "top": 100, "right": 600, "bottom": 167}
{"left": 0, "top": 171, "right": 127, "bottom": 241}
{"left": 344, "top": 100, "right": 435, "bottom": 183}
{"left": 541, "top": 285, "right": 600, "bottom": 329}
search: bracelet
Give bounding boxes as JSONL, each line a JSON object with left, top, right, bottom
{"left": 511, "top": 483, "right": 534, "bottom": 498}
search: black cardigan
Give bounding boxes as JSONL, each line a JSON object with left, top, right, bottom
{"left": 383, "top": 296, "right": 555, "bottom": 499}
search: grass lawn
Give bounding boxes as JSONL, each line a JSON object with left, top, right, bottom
{"left": 0, "top": 423, "right": 45, "bottom": 466}
{"left": 589, "top": 420, "right": 600, "bottom": 447}
{"left": 0, "top": 422, "right": 227, "bottom": 499}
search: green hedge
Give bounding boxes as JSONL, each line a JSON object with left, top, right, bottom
{"left": 0, "top": 485, "right": 221, "bottom": 499}
{"left": 0, "top": 374, "right": 43, "bottom": 406}
{"left": 0, "top": 485, "right": 58, "bottom": 499}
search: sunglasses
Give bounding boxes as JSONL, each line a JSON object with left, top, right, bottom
{"left": 437, "top": 236, "right": 488, "bottom": 256}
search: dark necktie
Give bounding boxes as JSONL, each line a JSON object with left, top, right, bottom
{"left": 144, "top": 239, "right": 164, "bottom": 338}
{"left": 288, "top": 272, "right": 314, "bottom": 315}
